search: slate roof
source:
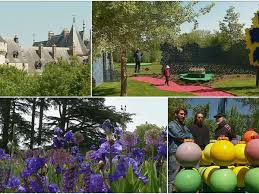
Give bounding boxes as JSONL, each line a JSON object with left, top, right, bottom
{"left": 33, "top": 24, "right": 89, "bottom": 56}
{"left": 0, "top": 35, "right": 6, "bottom": 43}
{"left": 5, "top": 38, "right": 26, "bottom": 63}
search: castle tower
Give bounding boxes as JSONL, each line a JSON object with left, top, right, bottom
{"left": 0, "top": 36, "right": 7, "bottom": 64}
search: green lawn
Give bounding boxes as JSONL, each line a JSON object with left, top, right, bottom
{"left": 93, "top": 78, "right": 194, "bottom": 96}
{"left": 114, "top": 62, "right": 162, "bottom": 76}
{"left": 211, "top": 74, "right": 259, "bottom": 96}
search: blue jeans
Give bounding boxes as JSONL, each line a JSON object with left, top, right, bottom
{"left": 168, "top": 153, "right": 180, "bottom": 193}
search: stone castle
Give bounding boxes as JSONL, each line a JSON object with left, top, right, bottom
{"left": 0, "top": 18, "right": 90, "bottom": 73}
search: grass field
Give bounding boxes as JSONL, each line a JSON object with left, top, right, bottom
{"left": 210, "top": 74, "right": 259, "bottom": 96}
{"left": 93, "top": 78, "right": 194, "bottom": 96}
{"left": 113, "top": 62, "right": 162, "bottom": 76}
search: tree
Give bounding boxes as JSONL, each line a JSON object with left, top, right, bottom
{"left": 219, "top": 6, "right": 245, "bottom": 49}
{"left": 39, "top": 58, "right": 91, "bottom": 96}
{"left": 93, "top": 1, "right": 214, "bottom": 96}
{"left": 135, "top": 122, "right": 162, "bottom": 148}
{"left": 168, "top": 98, "right": 190, "bottom": 121}
{"left": 226, "top": 105, "right": 248, "bottom": 137}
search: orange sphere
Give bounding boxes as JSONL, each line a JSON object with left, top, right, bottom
{"left": 242, "top": 128, "right": 258, "bottom": 143}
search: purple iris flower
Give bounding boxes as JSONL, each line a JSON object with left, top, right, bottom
{"left": 101, "top": 119, "right": 113, "bottom": 135}
{"left": 0, "top": 148, "right": 11, "bottom": 160}
{"left": 63, "top": 167, "right": 77, "bottom": 192}
{"left": 90, "top": 141, "right": 122, "bottom": 160}
{"left": 114, "top": 127, "right": 123, "bottom": 135}
{"left": 54, "top": 127, "right": 63, "bottom": 136}
{"left": 17, "top": 185, "right": 26, "bottom": 192}
{"left": 30, "top": 178, "right": 45, "bottom": 193}
{"left": 89, "top": 174, "right": 108, "bottom": 193}
{"left": 5, "top": 176, "right": 21, "bottom": 189}
{"left": 21, "top": 157, "right": 46, "bottom": 178}
{"left": 157, "top": 144, "right": 167, "bottom": 158}
{"left": 64, "top": 130, "right": 74, "bottom": 142}
{"left": 52, "top": 136, "right": 65, "bottom": 148}
{"left": 48, "top": 183, "right": 60, "bottom": 193}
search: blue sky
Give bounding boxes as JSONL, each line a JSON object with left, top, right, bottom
{"left": 181, "top": 1, "right": 259, "bottom": 33}
{"left": 0, "top": 1, "right": 92, "bottom": 47}
{"left": 187, "top": 98, "right": 250, "bottom": 119}
{"left": 104, "top": 97, "right": 168, "bottom": 132}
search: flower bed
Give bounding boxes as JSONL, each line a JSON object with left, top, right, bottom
{"left": 0, "top": 120, "right": 167, "bottom": 193}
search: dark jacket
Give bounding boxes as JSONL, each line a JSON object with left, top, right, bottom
{"left": 168, "top": 120, "right": 193, "bottom": 154}
{"left": 189, "top": 123, "right": 210, "bottom": 150}
{"left": 134, "top": 51, "right": 142, "bottom": 62}
{"left": 214, "top": 120, "right": 236, "bottom": 141}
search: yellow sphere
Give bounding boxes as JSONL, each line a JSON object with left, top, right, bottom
{"left": 235, "top": 141, "right": 248, "bottom": 165}
{"left": 202, "top": 165, "right": 220, "bottom": 185}
{"left": 203, "top": 140, "right": 216, "bottom": 163}
{"left": 233, "top": 166, "right": 249, "bottom": 188}
{"left": 210, "top": 137, "right": 235, "bottom": 166}
{"left": 198, "top": 167, "right": 207, "bottom": 176}
{"left": 200, "top": 151, "right": 211, "bottom": 166}
{"left": 228, "top": 166, "right": 235, "bottom": 170}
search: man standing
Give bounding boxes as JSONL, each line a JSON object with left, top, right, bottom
{"left": 189, "top": 112, "right": 210, "bottom": 150}
{"left": 168, "top": 107, "right": 193, "bottom": 192}
{"left": 214, "top": 113, "right": 236, "bottom": 140}
{"left": 134, "top": 48, "right": 143, "bottom": 73}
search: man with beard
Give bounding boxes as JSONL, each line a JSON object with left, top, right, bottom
{"left": 214, "top": 113, "right": 236, "bottom": 140}
{"left": 168, "top": 107, "right": 193, "bottom": 192}
{"left": 189, "top": 112, "right": 210, "bottom": 150}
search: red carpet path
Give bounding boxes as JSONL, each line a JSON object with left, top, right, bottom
{"left": 132, "top": 77, "right": 234, "bottom": 96}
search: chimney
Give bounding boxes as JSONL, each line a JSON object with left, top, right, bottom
{"left": 14, "top": 35, "right": 19, "bottom": 43}
{"left": 48, "top": 31, "right": 54, "bottom": 40}
{"left": 52, "top": 44, "right": 56, "bottom": 59}
{"left": 71, "top": 42, "right": 75, "bottom": 56}
{"left": 38, "top": 43, "right": 43, "bottom": 58}
{"left": 63, "top": 28, "right": 70, "bottom": 37}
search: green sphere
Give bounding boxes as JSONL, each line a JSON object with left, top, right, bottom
{"left": 210, "top": 169, "right": 237, "bottom": 192}
{"left": 175, "top": 169, "right": 201, "bottom": 193}
{"left": 244, "top": 168, "right": 259, "bottom": 192}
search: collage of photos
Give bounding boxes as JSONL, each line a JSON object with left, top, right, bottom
{"left": 0, "top": 0, "right": 259, "bottom": 194}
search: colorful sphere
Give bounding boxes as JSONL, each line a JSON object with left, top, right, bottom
{"left": 200, "top": 151, "right": 211, "bottom": 166}
{"left": 203, "top": 140, "right": 216, "bottom": 164}
{"left": 210, "top": 137, "right": 235, "bottom": 166}
{"left": 176, "top": 139, "right": 202, "bottom": 167}
{"left": 209, "top": 169, "right": 237, "bottom": 192}
{"left": 202, "top": 165, "right": 220, "bottom": 185}
{"left": 175, "top": 169, "right": 202, "bottom": 193}
{"left": 245, "top": 135, "right": 259, "bottom": 167}
{"left": 233, "top": 166, "right": 249, "bottom": 188}
{"left": 244, "top": 167, "right": 259, "bottom": 192}
{"left": 235, "top": 141, "right": 248, "bottom": 165}
{"left": 242, "top": 128, "right": 258, "bottom": 143}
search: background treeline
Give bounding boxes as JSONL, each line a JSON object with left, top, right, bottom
{"left": 168, "top": 98, "right": 259, "bottom": 139}
{"left": 0, "top": 57, "right": 91, "bottom": 96}
{"left": 112, "top": 6, "right": 254, "bottom": 74}
{"left": 0, "top": 98, "right": 133, "bottom": 151}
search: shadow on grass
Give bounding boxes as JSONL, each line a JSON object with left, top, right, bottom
{"left": 215, "top": 86, "right": 258, "bottom": 90}
{"left": 151, "top": 83, "right": 165, "bottom": 86}
{"left": 92, "top": 88, "right": 119, "bottom": 96}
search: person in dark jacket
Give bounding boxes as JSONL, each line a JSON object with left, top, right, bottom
{"left": 189, "top": 112, "right": 210, "bottom": 150}
{"left": 134, "top": 48, "right": 143, "bottom": 73}
{"left": 214, "top": 113, "right": 236, "bottom": 140}
{"left": 168, "top": 107, "right": 193, "bottom": 192}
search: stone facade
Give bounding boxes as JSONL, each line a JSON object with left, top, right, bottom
{"left": 0, "top": 19, "right": 90, "bottom": 73}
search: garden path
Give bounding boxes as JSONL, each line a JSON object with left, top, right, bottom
{"left": 132, "top": 76, "right": 234, "bottom": 96}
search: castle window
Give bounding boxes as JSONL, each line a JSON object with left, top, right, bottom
{"left": 13, "top": 50, "right": 19, "bottom": 58}
{"left": 35, "top": 61, "right": 42, "bottom": 69}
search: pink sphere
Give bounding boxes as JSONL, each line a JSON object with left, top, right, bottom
{"left": 176, "top": 141, "right": 202, "bottom": 167}
{"left": 245, "top": 135, "right": 259, "bottom": 167}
